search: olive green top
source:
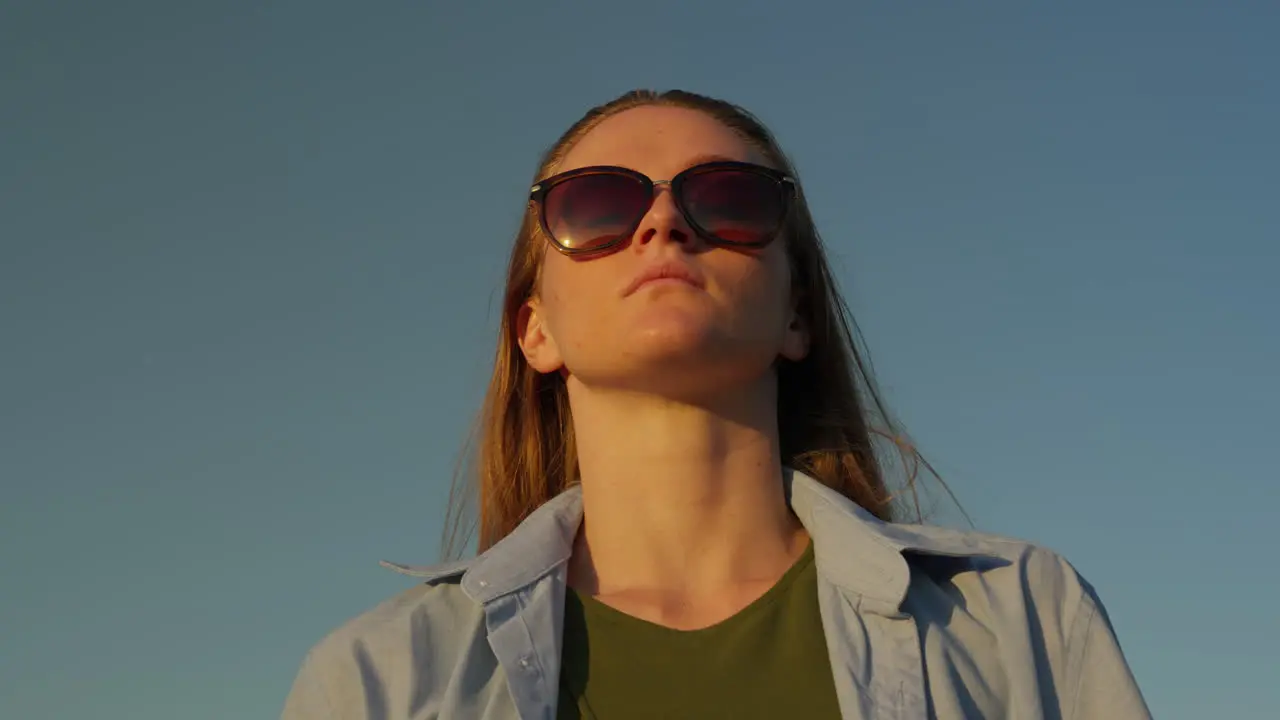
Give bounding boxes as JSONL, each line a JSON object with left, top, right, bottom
{"left": 557, "top": 542, "right": 841, "bottom": 720}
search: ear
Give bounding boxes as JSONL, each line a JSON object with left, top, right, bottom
{"left": 516, "top": 297, "right": 565, "bottom": 374}
{"left": 780, "top": 307, "right": 810, "bottom": 362}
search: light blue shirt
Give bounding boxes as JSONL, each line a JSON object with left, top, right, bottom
{"left": 283, "top": 469, "right": 1151, "bottom": 719}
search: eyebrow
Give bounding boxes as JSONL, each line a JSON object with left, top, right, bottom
{"left": 542, "top": 153, "right": 758, "bottom": 186}
{"left": 681, "top": 153, "right": 743, "bottom": 167}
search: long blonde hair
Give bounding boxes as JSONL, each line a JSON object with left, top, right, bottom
{"left": 445, "top": 89, "right": 949, "bottom": 557}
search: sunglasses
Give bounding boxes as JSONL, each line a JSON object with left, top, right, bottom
{"left": 529, "top": 160, "right": 796, "bottom": 255}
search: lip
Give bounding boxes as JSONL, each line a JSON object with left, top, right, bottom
{"left": 622, "top": 260, "right": 706, "bottom": 297}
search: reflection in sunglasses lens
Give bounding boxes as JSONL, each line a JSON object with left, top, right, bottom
{"left": 547, "top": 174, "right": 649, "bottom": 250}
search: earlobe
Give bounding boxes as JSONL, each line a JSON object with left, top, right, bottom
{"left": 781, "top": 314, "right": 810, "bottom": 362}
{"left": 516, "top": 300, "right": 564, "bottom": 374}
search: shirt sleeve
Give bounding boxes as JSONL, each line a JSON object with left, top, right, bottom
{"left": 281, "top": 651, "right": 337, "bottom": 720}
{"left": 1064, "top": 585, "right": 1152, "bottom": 720}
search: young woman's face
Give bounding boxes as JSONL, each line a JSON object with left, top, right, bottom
{"left": 519, "top": 106, "right": 809, "bottom": 399}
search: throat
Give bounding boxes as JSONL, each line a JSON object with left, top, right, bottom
{"left": 569, "top": 533, "right": 814, "bottom": 631}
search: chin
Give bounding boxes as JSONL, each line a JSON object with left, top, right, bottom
{"left": 620, "top": 322, "right": 726, "bottom": 365}
{"left": 598, "top": 338, "right": 773, "bottom": 399}
{"left": 633, "top": 321, "right": 711, "bottom": 346}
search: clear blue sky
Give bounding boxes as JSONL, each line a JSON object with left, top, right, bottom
{"left": 3, "top": 2, "right": 1276, "bottom": 718}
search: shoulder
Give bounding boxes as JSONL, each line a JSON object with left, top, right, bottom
{"left": 898, "top": 522, "right": 1101, "bottom": 622}
{"left": 899, "top": 525, "right": 1112, "bottom": 687}
{"left": 311, "top": 573, "right": 482, "bottom": 663}
{"left": 284, "top": 569, "right": 488, "bottom": 719}
{"left": 791, "top": 470, "right": 1098, "bottom": 625}
{"left": 895, "top": 524, "right": 1150, "bottom": 717}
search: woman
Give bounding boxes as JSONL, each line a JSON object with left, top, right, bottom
{"left": 283, "top": 90, "right": 1150, "bottom": 719}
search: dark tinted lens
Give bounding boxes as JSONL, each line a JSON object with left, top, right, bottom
{"left": 543, "top": 173, "right": 651, "bottom": 251}
{"left": 681, "top": 169, "right": 784, "bottom": 245}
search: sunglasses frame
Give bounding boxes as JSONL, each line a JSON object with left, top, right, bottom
{"left": 529, "top": 160, "right": 797, "bottom": 255}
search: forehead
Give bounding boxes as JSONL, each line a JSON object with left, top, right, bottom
{"left": 558, "top": 105, "right": 764, "bottom": 178}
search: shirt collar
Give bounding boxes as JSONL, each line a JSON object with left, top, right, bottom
{"left": 382, "top": 468, "right": 996, "bottom": 611}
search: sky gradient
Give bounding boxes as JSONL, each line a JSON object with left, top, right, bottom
{"left": 3, "top": 2, "right": 1277, "bottom": 718}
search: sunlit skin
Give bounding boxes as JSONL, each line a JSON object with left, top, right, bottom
{"left": 517, "top": 106, "right": 812, "bottom": 630}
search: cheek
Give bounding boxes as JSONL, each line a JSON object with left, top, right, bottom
{"left": 731, "top": 246, "right": 793, "bottom": 322}
{"left": 538, "top": 254, "right": 611, "bottom": 347}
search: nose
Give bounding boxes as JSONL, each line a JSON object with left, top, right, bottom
{"left": 633, "top": 182, "right": 698, "bottom": 250}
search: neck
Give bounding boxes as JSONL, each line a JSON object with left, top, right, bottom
{"left": 565, "top": 376, "right": 807, "bottom": 598}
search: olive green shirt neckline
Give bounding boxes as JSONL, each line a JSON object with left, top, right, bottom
{"left": 566, "top": 540, "right": 815, "bottom": 637}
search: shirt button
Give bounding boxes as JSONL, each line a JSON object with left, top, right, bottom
{"left": 519, "top": 657, "right": 532, "bottom": 670}
{"left": 477, "top": 580, "right": 488, "bottom": 588}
